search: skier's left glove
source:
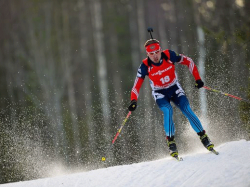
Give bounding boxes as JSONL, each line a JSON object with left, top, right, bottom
{"left": 128, "top": 100, "right": 137, "bottom": 111}
{"left": 195, "top": 79, "right": 204, "bottom": 89}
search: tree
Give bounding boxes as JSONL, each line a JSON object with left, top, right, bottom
{"left": 91, "top": 0, "right": 112, "bottom": 159}
{"left": 77, "top": 0, "right": 97, "bottom": 164}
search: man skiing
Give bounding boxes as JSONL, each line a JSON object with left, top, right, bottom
{"left": 128, "top": 38, "right": 216, "bottom": 159}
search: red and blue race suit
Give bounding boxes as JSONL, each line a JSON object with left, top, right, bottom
{"left": 130, "top": 49, "right": 204, "bottom": 137}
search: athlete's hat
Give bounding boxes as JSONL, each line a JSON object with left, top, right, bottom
{"left": 144, "top": 39, "right": 161, "bottom": 53}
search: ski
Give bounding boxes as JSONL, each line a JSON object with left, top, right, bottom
{"left": 173, "top": 155, "right": 183, "bottom": 161}
{"left": 210, "top": 148, "right": 219, "bottom": 155}
{"left": 208, "top": 147, "right": 219, "bottom": 155}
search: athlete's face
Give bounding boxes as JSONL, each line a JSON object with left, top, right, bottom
{"left": 147, "top": 49, "right": 162, "bottom": 63}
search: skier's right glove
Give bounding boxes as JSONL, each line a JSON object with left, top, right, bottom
{"left": 128, "top": 100, "right": 137, "bottom": 111}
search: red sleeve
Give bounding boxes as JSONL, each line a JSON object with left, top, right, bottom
{"left": 179, "top": 55, "right": 201, "bottom": 81}
{"left": 131, "top": 77, "right": 144, "bottom": 101}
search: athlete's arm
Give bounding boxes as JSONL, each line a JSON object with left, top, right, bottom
{"left": 130, "top": 63, "right": 148, "bottom": 101}
{"left": 178, "top": 54, "right": 201, "bottom": 80}
{"left": 168, "top": 50, "right": 201, "bottom": 80}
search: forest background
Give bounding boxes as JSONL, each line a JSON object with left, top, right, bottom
{"left": 0, "top": 0, "right": 250, "bottom": 184}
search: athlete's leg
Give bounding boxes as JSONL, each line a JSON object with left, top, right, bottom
{"left": 174, "top": 95, "right": 204, "bottom": 133}
{"left": 171, "top": 83, "right": 204, "bottom": 133}
{"left": 156, "top": 98, "right": 175, "bottom": 137}
{"left": 153, "top": 90, "right": 178, "bottom": 157}
{"left": 171, "top": 84, "right": 215, "bottom": 150}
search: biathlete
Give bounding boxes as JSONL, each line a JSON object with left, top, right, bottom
{"left": 128, "top": 38, "right": 215, "bottom": 159}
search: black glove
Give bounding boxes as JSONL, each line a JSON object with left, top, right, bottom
{"left": 128, "top": 100, "right": 137, "bottom": 111}
{"left": 195, "top": 79, "right": 204, "bottom": 89}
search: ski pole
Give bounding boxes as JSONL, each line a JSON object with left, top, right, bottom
{"left": 112, "top": 111, "right": 132, "bottom": 144}
{"left": 203, "top": 86, "right": 250, "bottom": 103}
{"left": 101, "top": 111, "right": 132, "bottom": 161}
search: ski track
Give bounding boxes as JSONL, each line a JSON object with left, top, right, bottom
{"left": 1, "top": 140, "right": 250, "bottom": 187}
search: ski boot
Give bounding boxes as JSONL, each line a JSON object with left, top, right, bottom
{"left": 198, "top": 130, "right": 219, "bottom": 155}
{"left": 166, "top": 136, "right": 183, "bottom": 161}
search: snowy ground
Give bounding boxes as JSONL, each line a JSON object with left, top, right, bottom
{"left": 1, "top": 140, "right": 250, "bottom": 187}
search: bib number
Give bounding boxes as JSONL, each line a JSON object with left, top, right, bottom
{"left": 160, "top": 76, "right": 170, "bottom": 84}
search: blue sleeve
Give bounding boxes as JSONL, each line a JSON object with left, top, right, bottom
{"left": 137, "top": 63, "right": 148, "bottom": 79}
{"left": 169, "top": 50, "right": 182, "bottom": 63}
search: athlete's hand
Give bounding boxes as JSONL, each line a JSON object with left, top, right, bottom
{"left": 195, "top": 79, "right": 204, "bottom": 89}
{"left": 128, "top": 100, "right": 137, "bottom": 111}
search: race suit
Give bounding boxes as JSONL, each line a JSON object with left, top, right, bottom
{"left": 130, "top": 49, "right": 204, "bottom": 137}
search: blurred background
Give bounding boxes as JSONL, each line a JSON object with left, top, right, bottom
{"left": 0, "top": 0, "right": 250, "bottom": 184}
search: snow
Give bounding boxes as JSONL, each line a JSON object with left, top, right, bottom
{"left": 1, "top": 140, "right": 250, "bottom": 187}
